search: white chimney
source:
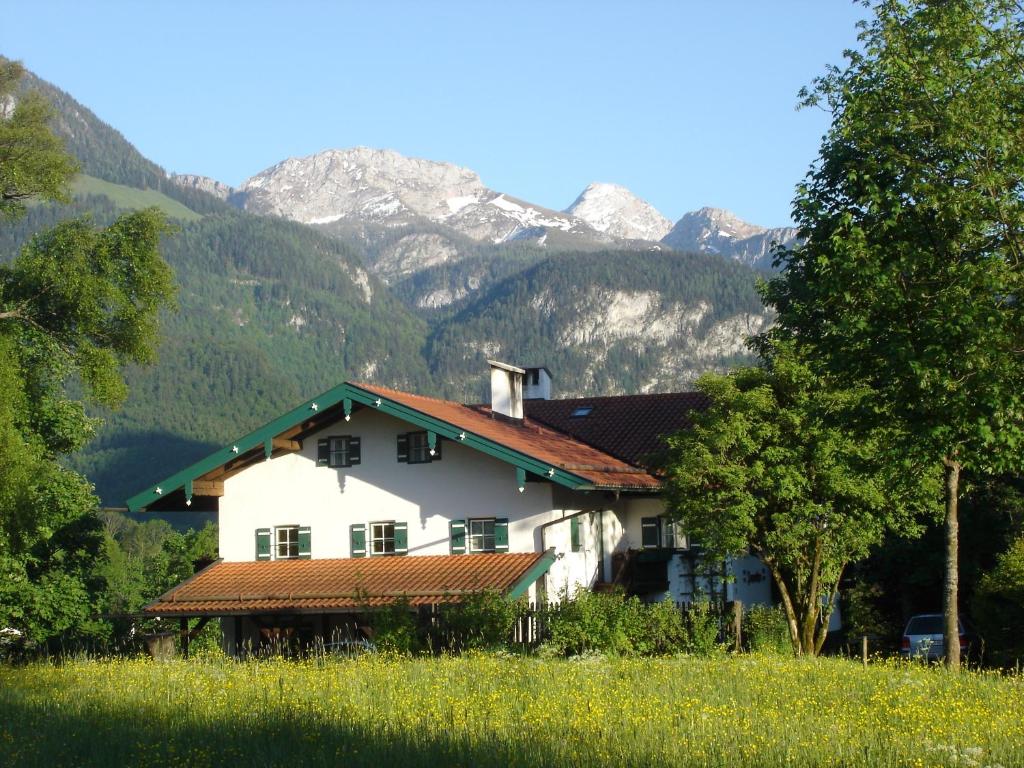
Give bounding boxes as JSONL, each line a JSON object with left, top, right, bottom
{"left": 524, "top": 367, "right": 552, "bottom": 400}
{"left": 488, "top": 360, "right": 525, "bottom": 419}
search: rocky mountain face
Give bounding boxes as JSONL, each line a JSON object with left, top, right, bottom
{"left": 232, "top": 147, "right": 607, "bottom": 247}
{"left": 170, "top": 173, "right": 234, "bottom": 201}
{"left": 662, "top": 207, "right": 799, "bottom": 270}
{"left": 565, "top": 182, "right": 673, "bottom": 242}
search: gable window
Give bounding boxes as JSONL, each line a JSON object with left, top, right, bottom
{"left": 317, "top": 435, "right": 361, "bottom": 468}
{"left": 369, "top": 521, "right": 408, "bottom": 556}
{"left": 397, "top": 431, "right": 441, "bottom": 464}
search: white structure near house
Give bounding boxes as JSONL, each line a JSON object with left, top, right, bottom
{"left": 133, "top": 361, "right": 775, "bottom": 653}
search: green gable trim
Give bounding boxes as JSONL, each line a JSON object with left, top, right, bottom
{"left": 126, "top": 381, "right": 632, "bottom": 512}
{"left": 508, "top": 548, "right": 558, "bottom": 600}
{"left": 126, "top": 381, "right": 354, "bottom": 511}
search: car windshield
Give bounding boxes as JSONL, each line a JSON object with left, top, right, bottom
{"left": 906, "top": 616, "right": 945, "bottom": 634}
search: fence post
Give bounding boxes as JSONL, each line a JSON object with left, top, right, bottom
{"left": 733, "top": 600, "right": 743, "bottom": 653}
{"left": 862, "top": 635, "right": 868, "bottom": 666}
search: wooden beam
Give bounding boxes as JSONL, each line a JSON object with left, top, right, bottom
{"left": 272, "top": 438, "right": 301, "bottom": 452}
{"left": 191, "top": 480, "right": 224, "bottom": 497}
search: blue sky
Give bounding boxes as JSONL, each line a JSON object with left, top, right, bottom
{"left": 2, "top": 1, "right": 868, "bottom": 226}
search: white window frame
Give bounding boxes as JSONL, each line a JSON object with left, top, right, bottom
{"left": 275, "top": 525, "right": 300, "bottom": 560}
{"left": 661, "top": 518, "right": 687, "bottom": 550}
{"left": 468, "top": 517, "right": 496, "bottom": 553}
{"left": 370, "top": 521, "right": 397, "bottom": 556}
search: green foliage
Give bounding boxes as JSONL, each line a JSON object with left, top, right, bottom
{"left": 96, "top": 511, "right": 218, "bottom": 629}
{"left": 441, "top": 590, "right": 524, "bottom": 652}
{"left": 743, "top": 604, "right": 790, "bottom": 655}
{"left": 973, "top": 536, "right": 1024, "bottom": 667}
{"left": 762, "top": 0, "right": 1024, "bottom": 668}
{"left": 664, "top": 342, "right": 937, "bottom": 655}
{"left": 543, "top": 589, "right": 706, "bottom": 657}
{"left": 367, "top": 599, "right": 421, "bottom": 655}
{"left": 0, "top": 59, "right": 78, "bottom": 219}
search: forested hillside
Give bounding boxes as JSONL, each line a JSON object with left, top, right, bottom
{"left": 2, "top": 65, "right": 768, "bottom": 505}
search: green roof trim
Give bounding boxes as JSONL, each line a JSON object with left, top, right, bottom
{"left": 126, "top": 381, "right": 603, "bottom": 512}
{"left": 508, "top": 548, "right": 558, "bottom": 600}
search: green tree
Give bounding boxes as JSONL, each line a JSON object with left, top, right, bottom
{"left": 0, "top": 60, "right": 77, "bottom": 219}
{"left": 0, "top": 61, "right": 176, "bottom": 644}
{"left": 664, "top": 345, "right": 935, "bottom": 655}
{"left": 762, "top": 0, "right": 1024, "bottom": 668}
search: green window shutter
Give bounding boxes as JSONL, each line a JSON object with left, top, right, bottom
{"left": 394, "top": 522, "right": 408, "bottom": 555}
{"left": 317, "top": 438, "right": 330, "bottom": 466}
{"left": 641, "top": 517, "right": 660, "bottom": 549}
{"left": 396, "top": 433, "right": 409, "bottom": 463}
{"left": 350, "top": 524, "right": 367, "bottom": 558}
{"left": 494, "top": 518, "right": 509, "bottom": 553}
{"left": 430, "top": 436, "right": 442, "bottom": 461}
{"left": 256, "top": 528, "right": 271, "bottom": 560}
{"left": 348, "top": 436, "right": 361, "bottom": 466}
{"left": 450, "top": 519, "right": 466, "bottom": 554}
{"left": 570, "top": 517, "right": 582, "bottom": 552}
{"left": 298, "top": 527, "right": 312, "bottom": 559}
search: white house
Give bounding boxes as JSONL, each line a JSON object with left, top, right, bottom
{"left": 133, "top": 361, "right": 774, "bottom": 653}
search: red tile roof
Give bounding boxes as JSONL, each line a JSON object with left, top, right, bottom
{"left": 524, "top": 392, "right": 711, "bottom": 469}
{"left": 355, "top": 382, "right": 662, "bottom": 490}
{"left": 145, "top": 552, "right": 552, "bottom": 616}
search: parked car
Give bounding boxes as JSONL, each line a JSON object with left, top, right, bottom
{"left": 900, "top": 613, "right": 972, "bottom": 660}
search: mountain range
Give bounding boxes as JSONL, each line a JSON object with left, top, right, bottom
{"left": 4, "top": 64, "right": 786, "bottom": 504}
{"left": 171, "top": 147, "right": 797, "bottom": 273}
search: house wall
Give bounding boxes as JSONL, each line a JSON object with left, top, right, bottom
{"left": 218, "top": 409, "right": 605, "bottom": 597}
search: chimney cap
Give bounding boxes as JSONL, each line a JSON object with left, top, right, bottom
{"left": 487, "top": 359, "right": 526, "bottom": 375}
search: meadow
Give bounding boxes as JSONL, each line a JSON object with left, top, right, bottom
{"left": 1, "top": 654, "right": 1022, "bottom": 768}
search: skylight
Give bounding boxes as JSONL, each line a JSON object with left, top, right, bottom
{"left": 570, "top": 406, "right": 593, "bottom": 418}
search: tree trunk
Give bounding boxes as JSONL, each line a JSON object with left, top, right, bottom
{"left": 943, "top": 458, "right": 960, "bottom": 670}
{"left": 764, "top": 559, "right": 803, "bottom": 655}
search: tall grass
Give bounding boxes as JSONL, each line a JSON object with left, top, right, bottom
{"left": 1, "top": 654, "right": 1021, "bottom": 767}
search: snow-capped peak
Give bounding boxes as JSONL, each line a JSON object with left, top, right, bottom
{"left": 564, "top": 182, "right": 673, "bottom": 242}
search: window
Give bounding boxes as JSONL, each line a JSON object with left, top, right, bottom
{"left": 661, "top": 518, "right": 686, "bottom": 550}
{"left": 367, "top": 521, "right": 408, "bottom": 556}
{"left": 397, "top": 431, "right": 441, "bottom": 464}
{"left": 570, "top": 406, "right": 593, "bottom": 418}
{"left": 371, "top": 522, "right": 396, "bottom": 555}
{"left": 276, "top": 525, "right": 300, "bottom": 559}
{"left": 469, "top": 518, "right": 496, "bottom": 553}
{"left": 641, "top": 516, "right": 686, "bottom": 550}
{"left": 317, "top": 435, "right": 361, "bottom": 468}
{"left": 256, "top": 526, "right": 311, "bottom": 560}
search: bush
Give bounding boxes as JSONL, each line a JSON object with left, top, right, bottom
{"left": 684, "top": 601, "right": 722, "bottom": 657}
{"left": 544, "top": 590, "right": 699, "bottom": 657}
{"left": 545, "top": 588, "right": 634, "bottom": 656}
{"left": 442, "top": 590, "right": 524, "bottom": 652}
{"left": 368, "top": 599, "right": 420, "bottom": 655}
{"left": 743, "top": 604, "right": 791, "bottom": 655}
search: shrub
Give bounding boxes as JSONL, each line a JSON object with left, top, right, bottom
{"left": 624, "top": 599, "right": 689, "bottom": 656}
{"left": 443, "top": 590, "right": 524, "bottom": 652}
{"left": 545, "top": 588, "right": 635, "bottom": 656}
{"left": 743, "top": 604, "right": 791, "bottom": 655}
{"left": 368, "top": 599, "right": 420, "bottom": 655}
{"left": 684, "top": 601, "right": 722, "bottom": 656}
